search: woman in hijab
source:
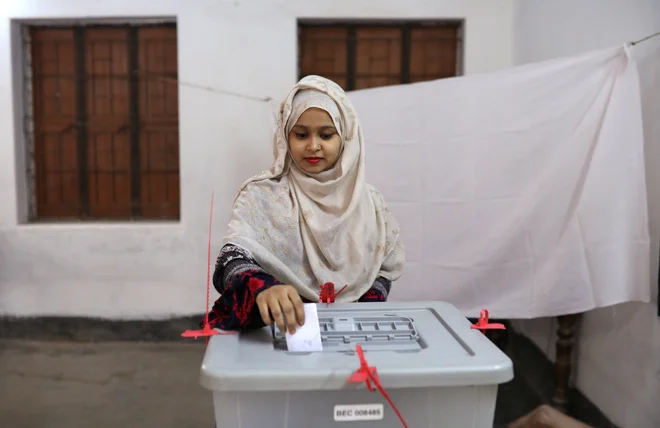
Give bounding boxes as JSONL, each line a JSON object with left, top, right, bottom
{"left": 207, "top": 75, "right": 405, "bottom": 334}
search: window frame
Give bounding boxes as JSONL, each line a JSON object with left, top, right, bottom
{"left": 18, "top": 19, "right": 180, "bottom": 223}
{"left": 297, "top": 19, "right": 465, "bottom": 90}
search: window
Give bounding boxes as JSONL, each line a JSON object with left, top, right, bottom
{"left": 298, "top": 21, "right": 462, "bottom": 91}
{"left": 26, "top": 23, "right": 180, "bottom": 221}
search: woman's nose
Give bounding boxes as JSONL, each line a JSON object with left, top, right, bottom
{"left": 306, "top": 137, "right": 320, "bottom": 151}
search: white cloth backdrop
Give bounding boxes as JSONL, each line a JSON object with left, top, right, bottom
{"left": 633, "top": 36, "right": 660, "bottom": 312}
{"left": 349, "top": 44, "right": 654, "bottom": 318}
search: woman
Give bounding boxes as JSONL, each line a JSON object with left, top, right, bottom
{"left": 207, "top": 75, "right": 405, "bottom": 334}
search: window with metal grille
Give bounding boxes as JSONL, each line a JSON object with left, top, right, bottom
{"left": 298, "top": 21, "right": 463, "bottom": 91}
{"left": 26, "top": 23, "right": 180, "bottom": 221}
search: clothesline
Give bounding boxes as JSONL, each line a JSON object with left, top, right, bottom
{"left": 631, "top": 30, "right": 660, "bottom": 46}
{"left": 152, "top": 30, "right": 660, "bottom": 103}
{"left": 157, "top": 76, "right": 273, "bottom": 103}
{"left": 153, "top": 31, "right": 660, "bottom": 107}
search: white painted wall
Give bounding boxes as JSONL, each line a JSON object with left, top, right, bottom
{"left": 513, "top": 1, "right": 660, "bottom": 427}
{"left": 0, "top": 0, "right": 516, "bottom": 319}
{"left": 1, "top": 0, "right": 658, "bottom": 424}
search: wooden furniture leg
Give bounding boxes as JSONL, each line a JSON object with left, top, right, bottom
{"left": 552, "top": 313, "right": 583, "bottom": 411}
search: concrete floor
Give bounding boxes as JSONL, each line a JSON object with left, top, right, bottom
{"left": 0, "top": 334, "right": 614, "bottom": 428}
{"left": 0, "top": 340, "right": 215, "bottom": 428}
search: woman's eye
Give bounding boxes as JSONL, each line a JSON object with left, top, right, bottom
{"left": 296, "top": 133, "right": 307, "bottom": 139}
{"left": 320, "top": 133, "right": 334, "bottom": 140}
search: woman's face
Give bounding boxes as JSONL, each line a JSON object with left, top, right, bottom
{"left": 288, "top": 108, "right": 342, "bottom": 174}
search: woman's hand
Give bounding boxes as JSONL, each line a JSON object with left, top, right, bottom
{"left": 256, "top": 285, "right": 305, "bottom": 334}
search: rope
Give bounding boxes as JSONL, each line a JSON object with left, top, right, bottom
{"left": 631, "top": 31, "right": 660, "bottom": 46}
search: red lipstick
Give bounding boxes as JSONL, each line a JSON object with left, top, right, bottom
{"left": 305, "top": 157, "right": 322, "bottom": 164}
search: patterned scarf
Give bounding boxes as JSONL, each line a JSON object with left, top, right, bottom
{"left": 223, "top": 75, "right": 405, "bottom": 302}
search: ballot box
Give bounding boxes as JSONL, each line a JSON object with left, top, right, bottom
{"left": 200, "top": 301, "right": 513, "bottom": 427}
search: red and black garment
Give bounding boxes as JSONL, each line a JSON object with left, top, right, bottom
{"left": 206, "top": 244, "right": 391, "bottom": 331}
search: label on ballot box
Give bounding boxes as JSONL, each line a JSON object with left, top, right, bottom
{"left": 333, "top": 403, "right": 384, "bottom": 421}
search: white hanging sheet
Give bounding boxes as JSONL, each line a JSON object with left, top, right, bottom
{"left": 349, "top": 45, "right": 652, "bottom": 318}
{"left": 632, "top": 36, "right": 660, "bottom": 311}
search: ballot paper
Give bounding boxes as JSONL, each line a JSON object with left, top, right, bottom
{"left": 285, "top": 303, "right": 323, "bottom": 352}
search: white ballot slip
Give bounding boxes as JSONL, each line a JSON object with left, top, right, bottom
{"left": 285, "top": 303, "right": 323, "bottom": 352}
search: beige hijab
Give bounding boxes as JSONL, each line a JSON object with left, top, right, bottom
{"left": 223, "top": 75, "right": 405, "bottom": 302}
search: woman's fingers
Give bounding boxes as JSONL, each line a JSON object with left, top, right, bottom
{"left": 279, "top": 297, "right": 298, "bottom": 334}
{"left": 287, "top": 287, "right": 306, "bottom": 326}
{"left": 255, "top": 285, "right": 306, "bottom": 333}
{"left": 257, "top": 297, "right": 273, "bottom": 326}
{"left": 268, "top": 295, "right": 286, "bottom": 333}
